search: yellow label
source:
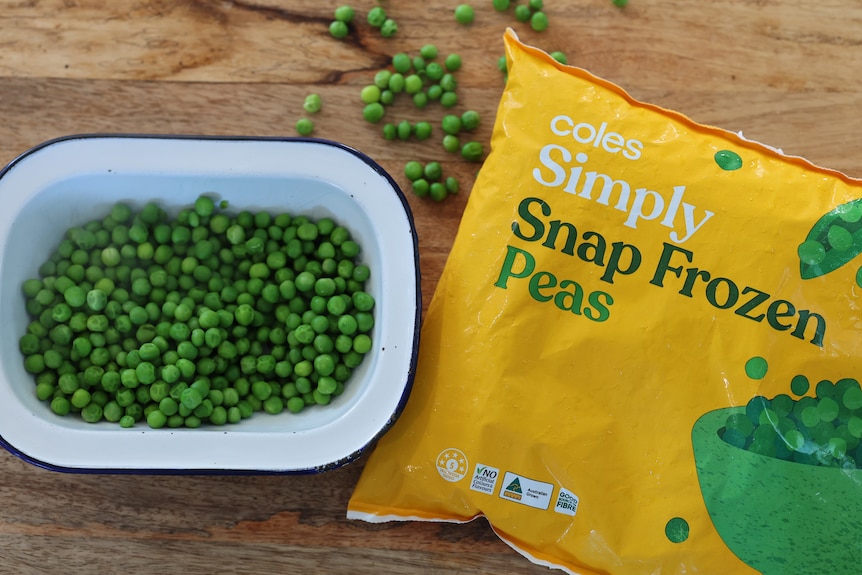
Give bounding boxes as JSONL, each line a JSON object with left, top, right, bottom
{"left": 349, "top": 29, "right": 862, "bottom": 575}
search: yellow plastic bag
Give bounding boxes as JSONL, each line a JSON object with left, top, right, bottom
{"left": 348, "top": 29, "right": 862, "bottom": 575}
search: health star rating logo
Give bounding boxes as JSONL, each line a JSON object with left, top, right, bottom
{"left": 436, "top": 448, "right": 468, "bottom": 482}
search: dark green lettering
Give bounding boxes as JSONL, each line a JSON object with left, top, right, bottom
{"left": 766, "top": 300, "right": 795, "bottom": 331}
{"left": 734, "top": 287, "right": 768, "bottom": 322}
{"left": 512, "top": 197, "right": 549, "bottom": 242}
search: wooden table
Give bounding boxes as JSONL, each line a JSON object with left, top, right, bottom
{"left": 1, "top": 1, "right": 860, "bottom": 573}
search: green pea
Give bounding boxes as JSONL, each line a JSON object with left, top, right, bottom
{"left": 461, "top": 110, "right": 480, "bottom": 131}
{"left": 296, "top": 118, "right": 314, "bottom": 136}
{"left": 461, "top": 141, "right": 484, "bottom": 162}
{"left": 412, "top": 179, "right": 430, "bottom": 198}
{"left": 334, "top": 5, "right": 354, "bottom": 22}
{"left": 367, "top": 5, "right": 386, "bottom": 27}
{"left": 397, "top": 120, "right": 412, "bottom": 141}
{"left": 442, "top": 114, "right": 462, "bottom": 135}
{"left": 380, "top": 18, "right": 397, "bottom": 38}
{"left": 442, "top": 134, "right": 460, "bottom": 153}
{"left": 454, "top": 4, "right": 474, "bottom": 24}
{"left": 530, "top": 11, "right": 549, "bottom": 31}
{"left": 424, "top": 162, "right": 443, "bottom": 182}
{"left": 329, "top": 20, "right": 349, "bottom": 39}
{"left": 444, "top": 53, "right": 462, "bottom": 72}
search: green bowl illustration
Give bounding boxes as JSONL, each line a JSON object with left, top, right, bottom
{"left": 692, "top": 407, "right": 862, "bottom": 575}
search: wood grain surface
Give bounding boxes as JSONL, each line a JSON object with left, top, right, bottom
{"left": 1, "top": 1, "right": 861, "bottom": 573}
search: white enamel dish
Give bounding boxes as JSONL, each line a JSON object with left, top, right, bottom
{"left": 0, "top": 135, "right": 421, "bottom": 473}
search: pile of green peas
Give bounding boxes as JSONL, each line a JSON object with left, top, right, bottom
{"left": 18, "top": 196, "right": 375, "bottom": 429}
{"left": 721, "top": 375, "right": 862, "bottom": 469}
{"left": 404, "top": 161, "right": 460, "bottom": 202}
{"left": 492, "top": 0, "right": 550, "bottom": 32}
{"left": 329, "top": 5, "right": 397, "bottom": 40}
{"left": 362, "top": 45, "right": 464, "bottom": 125}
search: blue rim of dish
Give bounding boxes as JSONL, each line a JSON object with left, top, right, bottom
{"left": 0, "top": 133, "right": 422, "bottom": 475}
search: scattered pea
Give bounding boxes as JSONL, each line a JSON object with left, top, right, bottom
{"left": 414, "top": 121, "right": 432, "bottom": 140}
{"left": 444, "top": 54, "right": 462, "bottom": 72}
{"left": 367, "top": 6, "right": 387, "bottom": 27}
{"left": 530, "top": 11, "right": 549, "bottom": 31}
{"left": 454, "top": 4, "right": 475, "bottom": 24}
{"left": 461, "top": 110, "right": 480, "bottom": 131}
{"left": 461, "top": 141, "right": 484, "bottom": 162}
{"left": 360, "top": 85, "right": 382, "bottom": 104}
{"left": 442, "top": 134, "right": 460, "bottom": 153}
{"left": 380, "top": 18, "right": 398, "bottom": 38}
{"left": 420, "top": 44, "right": 438, "bottom": 60}
{"left": 329, "top": 20, "right": 349, "bottom": 39}
{"left": 405, "top": 161, "right": 424, "bottom": 182}
{"left": 334, "top": 5, "right": 355, "bottom": 22}
{"left": 363, "top": 102, "right": 385, "bottom": 123}
{"left": 296, "top": 118, "right": 314, "bottom": 136}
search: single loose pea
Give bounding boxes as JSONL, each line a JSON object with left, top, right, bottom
{"left": 442, "top": 114, "right": 462, "bottom": 135}
{"left": 461, "top": 141, "right": 484, "bottom": 162}
{"left": 420, "top": 44, "right": 438, "bottom": 60}
{"left": 440, "top": 91, "right": 458, "bottom": 108}
{"left": 439, "top": 73, "right": 457, "bottom": 92}
{"left": 367, "top": 6, "right": 386, "bottom": 27}
{"left": 445, "top": 177, "right": 460, "bottom": 194}
{"left": 412, "top": 179, "right": 430, "bottom": 198}
{"left": 363, "top": 102, "right": 385, "bottom": 123}
{"left": 397, "top": 120, "right": 412, "bottom": 141}
{"left": 445, "top": 53, "right": 462, "bottom": 72}
{"left": 550, "top": 51, "right": 568, "bottom": 65}
{"left": 530, "top": 0, "right": 544, "bottom": 9}
{"left": 493, "top": 0, "right": 510, "bottom": 9}
{"left": 360, "top": 84, "right": 381, "bottom": 104}
{"left": 414, "top": 121, "right": 432, "bottom": 140}
{"left": 429, "top": 183, "right": 447, "bottom": 202}
{"left": 303, "top": 93, "right": 322, "bottom": 114}
{"left": 392, "top": 53, "right": 411, "bottom": 74}
{"left": 334, "top": 5, "right": 354, "bottom": 22}
{"left": 461, "top": 110, "right": 480, "bottom": 131}
{"left": 404, "top": 74, "right": 423, "bottom": 95}
{"left": 413, "top": 92, "right": 428, "bottom": 109}
{"left": 427, "top": 84, "right": 443, "bottom": 101}
{"left": 382, "top": 123, "right": 397, "bottom": 140}
{"left": 424, "top": 162, "right": 443, "bottom": 182}
{"left": 454, "top": 4, "right": 474, "bottom": 24}
{"left": 380, "top": 18, "right": 397, "bottom": 38}
{"left": 530, "top": 10, "right": 549, "bottom": 31}
{"left": 388, "top": 73, "right": 405, "bottom": 93}
{"left": 514, "top": 4, "right": 531, "bottom": 21}
{"left": 612, "top": 0, "right": 628, "bottom": 6}
{"left": 374, "top": 70, "right": 392, "bottom": 89}
{"left": 442, "top": 134, "right": 460, "bottom": 153}
{"left": 405, "top": 161, "right": 424, "bottom": 181}
{"left": 296, "top": 118, "right": 314, "bottom": 136}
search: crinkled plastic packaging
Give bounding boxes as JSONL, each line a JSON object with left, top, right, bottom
{"left": 348, "top": 29, "right": 862, "bottom": 575}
